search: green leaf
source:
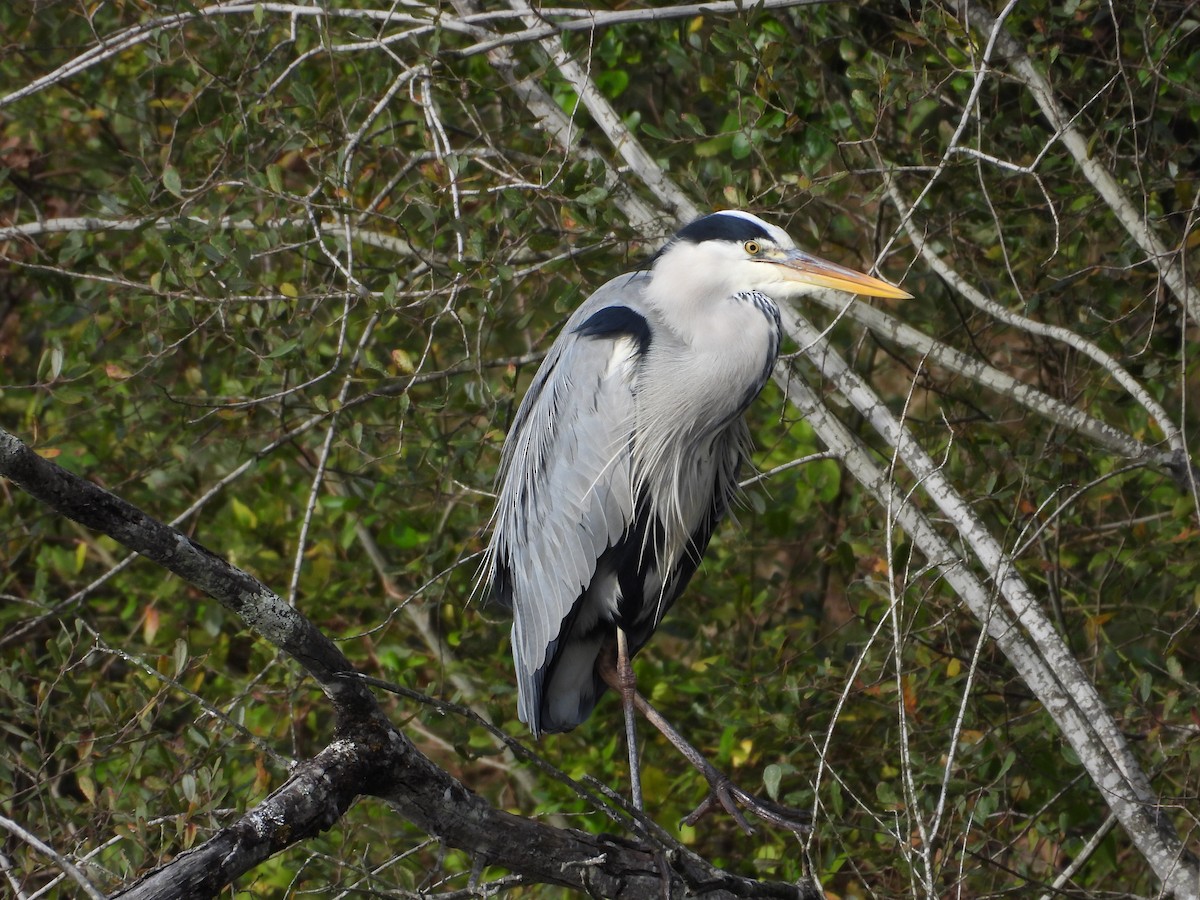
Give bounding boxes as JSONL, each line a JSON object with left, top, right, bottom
{"left": 576, "top": 186, "right": 609, "bottom": 206}
{"left": 731, "top": 131, "right": 752, "bottom": 160}
{"left": 265, "top": 338, "right": 298, "bottom": 358}
{"left": 162, "top": 165, "right": 183, "bottom": 198}
{"left": 230, "top": 497, "right": 258, "bottom": 529}
{"left": 763, "top": 763, "right": 782, "bottom": 800}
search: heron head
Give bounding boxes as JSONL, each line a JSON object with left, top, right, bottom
{"left": 654, "top": 210, "right": 911, "bottom": 301}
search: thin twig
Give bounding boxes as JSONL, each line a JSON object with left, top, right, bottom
{"left": 0, "top": 816, "right": 106, "bottom": 900}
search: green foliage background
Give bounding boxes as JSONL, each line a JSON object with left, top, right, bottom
{"left": 1, "top": 1, "right": 1197, "bottom": 896}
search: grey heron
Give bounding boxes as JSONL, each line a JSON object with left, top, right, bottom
{"left": 486, "top": 210, "right": 909, "bottom": 828}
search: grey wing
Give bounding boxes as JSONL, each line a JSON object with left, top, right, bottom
{"left": 487, "top": 275, "right": 650, "bottom": 733}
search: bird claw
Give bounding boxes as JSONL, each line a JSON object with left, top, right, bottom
{"left": 684, "top": 773, "right": 811, "bottom": 835}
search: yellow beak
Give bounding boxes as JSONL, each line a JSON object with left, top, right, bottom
{"left": 771, "top": 249, "right": 912, "bottom": 299}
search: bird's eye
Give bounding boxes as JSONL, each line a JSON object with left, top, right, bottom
{"left": 744, "top": 240, "right": 761, "bottom": 255}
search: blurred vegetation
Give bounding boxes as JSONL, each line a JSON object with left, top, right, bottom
{"left": 1, "top": 1, "right": 1197, "bottom": 897}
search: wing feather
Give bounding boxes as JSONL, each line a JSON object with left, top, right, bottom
{"left": 487, "top": 276, "right": 651, "bottom": 734}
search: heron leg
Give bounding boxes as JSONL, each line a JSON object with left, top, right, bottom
{"left": 612, "top": 628, "right": 644, "bottom": 812}
{"left": 597, "top": 666, "right": 809, "bottom": 835}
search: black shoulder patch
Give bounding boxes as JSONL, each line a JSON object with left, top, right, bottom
{"left": 674, "top": 212, "right": 773, "bottom": 245}
{"left": 573, "top": 305, "right": 652, "bottom": 355}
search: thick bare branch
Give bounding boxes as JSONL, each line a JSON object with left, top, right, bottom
{"left": 0, "top": 426, "right": 817, "bottom": 899}
{"left": 0, "top": 428, "right": 378, "bottom": 718}
{"left": 449, "top": 0, "right": 663, "bottom": 234}
{"left": 956, "top": 0, "right": 1200, "bottom": 326}
{"left": 783, "top": 310, "right": 1199, "bottom": 898}
{"left": 499, "top": 0, "right": 701, "bottom": 227}
{"left": 878, "top": 174, "right": 1194, "bottom": 484}
{"left": 804, "top": 292, "right": 1187, "bottom": 480}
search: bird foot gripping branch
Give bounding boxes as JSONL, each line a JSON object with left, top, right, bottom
{"left": 610, "top": 662, "right": 811, "bottom": 836}
{"left": 685, "top": 778, "right": 812, "bottom": 836}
